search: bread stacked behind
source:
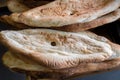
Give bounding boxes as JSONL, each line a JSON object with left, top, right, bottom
{"left": 1, "top": 0, "right": 120, "bottom": 32}
{"left": 10, "top": 0, "right": 120, "bottom": 27}
{"left": 1, "top": 29, "right": 120, "bottom": 80}
{"left": 2, "top": 45, "right": 120, "bottom": 79}
{"left": 1, "top": 0, "right": 120, "bottom": 80}
{"left": 1, "top": 8, "right": 120, "bottom": 31}
{"left": 7, "top": 0, "right": 53, "bottom": 13}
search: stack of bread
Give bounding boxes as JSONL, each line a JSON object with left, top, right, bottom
{"left": 1, "top": 0, "right": 120, "bottom": 80}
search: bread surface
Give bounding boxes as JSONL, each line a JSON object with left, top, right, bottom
{"left": 0, "top": 29, "right": 119, "bottom": 69}
{"left": 2, "top": 51, "right": 120, "bottom": 80}
{"left": 1, "top": 9, "right": 120, "bottom": 31}
{"left": 10, "top": 0, "right": 120, "bottom": 27}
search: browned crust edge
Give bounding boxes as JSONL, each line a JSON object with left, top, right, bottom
{"left": 10, "top": 57, "right": 120, "bottom": 80}
{"left": 1, "top": 9, "right": 120, "bottom": 32}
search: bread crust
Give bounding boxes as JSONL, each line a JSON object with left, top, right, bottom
{"left": 53, "top": 9, "right": 120, "bottom": 32}
{"left": 2, "top": 51, "right": 120, "bottom": 80}
{"left": 26, "top": 58, "right": 120, "bottom": 80}
{"left": 0, "top": 29, "right": 119, "bottom": 69}
{"left": 0, "top": 15, "right": 29, "bottom": 29}
{"left": 10, "top": 0, "right": 120, "bottom": 27}
{"left": 1, "top": 9, "right": 120, "bottom": 31}
{"left": 7, "top": 0, "right": 29, "bottom": 13}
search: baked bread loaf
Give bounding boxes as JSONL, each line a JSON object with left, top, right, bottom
{"left": 1, "top": 0, "right": 120, "bottom": 80}
{"left": 0, "top": 15, "right": 29, "bottom": 29}
{"left": 53, "top": 9, "right": 120, "bottom": 32}
{"left": 0, "top": 29, "right": 120, "bottom": 69}
{"left": 7, "top": 0, "right": 29, "bottom": 13}
{"left": 2, "top": 51, "right": 120, "bottom": 80}
{"left": 1, "top": 8, "right": 120, "bottom": 31}
{"left": 10, "top": 0, "right": 120, "bottom": 27}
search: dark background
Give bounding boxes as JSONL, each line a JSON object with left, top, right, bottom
{"left": 0, "top": 6, "right": 120, "bottom": 80}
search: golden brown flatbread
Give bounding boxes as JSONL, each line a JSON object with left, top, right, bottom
{"left": 10, "top": 0, "right": 120, "bottom": 27}
{"left": 0, "top": 29, "right": 120, "bottom": 69}
{"left": 1, "top": 9, "right": 120, "bottom": 31}
{"left": 2, "top": 51, "right": 120, "bottom": 80}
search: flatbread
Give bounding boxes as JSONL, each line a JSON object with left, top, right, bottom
{"left": 53, "top": 9, "right": 120, "bottom": 32}
{"left": 1, "top": 9, "right": 120, "bottom": 31}
{"left": 7, "top": 0, "right": 52, "bottom": 13}
{"left": 2, "top": 51, "right": 120, "bottom": 80}
{"left": 2, "top": 51, "right": 48, "bottom": 71}
{"left": 0, "top": 15, "right": 29, "bottom": 29}
{"left": 7, "top": 0, "right": 29, "bottom": 13}
{"left": 0, "top": 29, "right": 120, "bottom": 69}
{"left": 10, "top": 0, "right": 120, "bottom": 27}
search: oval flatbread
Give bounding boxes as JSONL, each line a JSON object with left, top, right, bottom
{"left": 11, "top": 0, "right": 120, "bottom": 27}
{"left": 0, "top": 29, "right": 117, "bottom": 69}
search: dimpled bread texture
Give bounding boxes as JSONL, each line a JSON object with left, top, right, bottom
{"left": 0, "top": 29, "right": 118, "bottom": 69}
{"left": 11, "top": 0, "right": 120, "bottom": 27}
